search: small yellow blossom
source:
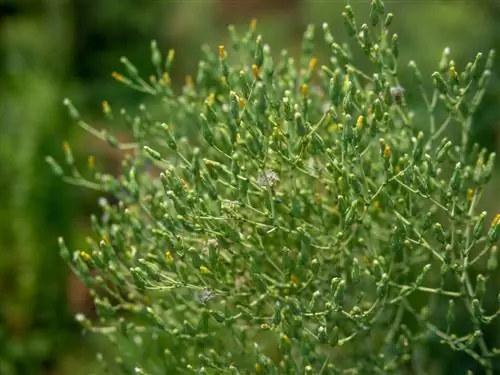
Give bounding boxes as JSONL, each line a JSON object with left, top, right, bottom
{"left": 79, "top": 251, "right": 91, "bottom": 262}
{"left": 250, "top": 18, "right": 257, "bottom": 32}
{"left": 301, "top": 84, "right": 309, "bottom": 97}
{"left": 308, "top": 56, "right": 318, "bottom": 70}
{"left": 252, "top": 64, "right": 260, "bottom": 79}
{"left": 199, "top": 266, "right": 210, "bottom": 274}
{"left": 356, "top": 115, "right": 364, "bottom": 130}
{"left": 167, "top": 49, "right": 175, "bottom": 63}
{"left": 102, "top": 100, "right": 111, "bottom": 114}
{"left": 290, "top": 274, "right": 300, "bottom": 286}
{"left": 185, "top": 75, "right": 193, "bottom": 88}
{"left": 206, "top": 92, "right": 215, "bottom": 107}
{"left": 218, "top": 45, "right": 226, "bottom": 59}
{"left": 492, "top": 214, "right": 500, "bottom": 227}
{"left": 165, "top": 251, "right": 174, "bottom": 264}
{"left": 328, "top": 123, "right": 339, "bottom": 133}
{"left": 111, "top": 71, "right": 125, "bottom": 82}
{"left": 87, "top": 156, "right": 95, "bottom": 170}
{"left": 383, "top": 145, "right": 391, "bottom": 158}
{"left": 62, "top": 141, "right": 71, "bottom": 153}
{"left": 161, "top": 72, "right": 171, "bottom": 85}
{"left": 467, "top": 188, "right": 474, "bottom": 201}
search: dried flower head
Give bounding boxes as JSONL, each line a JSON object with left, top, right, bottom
{"left": 195, "top": 288, "right": 216, "bottom": 305}
{"left": 258, "top": 170, "right": 280, "bottom": 188}
{"left": 390, "top": 85, "right": 405, "bottom": 101}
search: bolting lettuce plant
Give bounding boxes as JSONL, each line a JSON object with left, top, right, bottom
{"left": 48, "top": 1, "right": 500, "bottom": 374}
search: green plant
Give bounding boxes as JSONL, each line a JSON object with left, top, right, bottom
{"left": 49, "top": 1, "right": 500, "bottom": 373}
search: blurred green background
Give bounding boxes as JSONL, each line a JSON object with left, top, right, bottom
{"left": 1, "top": 1, "right": 500, "bottom": 374}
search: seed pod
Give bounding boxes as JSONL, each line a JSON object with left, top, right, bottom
{"left": 487, "top": 246, "right": 498, "bottom": 272}
{"left": 333, "top": 279, "right": 345, "bottom": 307}
{"left": 432, "top": 72, "right": 448, "bottom": 95}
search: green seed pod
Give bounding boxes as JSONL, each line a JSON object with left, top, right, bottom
{"left": 329, "top": 69, "right": 342, "bottom": 105}
{"left": 488, "top": 215, "right": 500, "bottom": 245}
{"left": 432, "top": 71, "right": 448, "bottom": 95}
{"left": 369, "top": 0, "right": 380, "bottom": 27}
{"left": 446, "top": 299, "right": 455, "bottom": 328}
{"left": 433, "top": 223, "right": 446, "bottom": 244}
{"left": 160, "top": 123, "right": 177, "bottom": 150}
{"left": 411, "top": 132, "right": 425, "bottom": 164}
{"left": 333, "top": 279, "right": 345, "bottom": 307}
{"left": 322, "top": 22, "right": 335, "bottom": 45}
{"left": 436, "top": 140, "right": 452, "bottom": 163}
{"left": 254, "top": 35, "right": 264, "bottom": 68}
{"left": 272, "top": 301, "right": 282, "bottom": 326}
{"left": 470, "top": 52, "right": 483, "bottom": 80}
{"left": 449, "top": 162, "right": 462, "bottom": 195}
{"left": 474, "top": 211, "right": 487, "bottom": 240}
{"left": 415, "top": 264, "right": 431, "bottom": 286}
{"left": 150, "top": 40, "right": 162, "bottom": 69}
{"left": 342, "top": 7, "right": 356, "bottom": 37}
{"left": 478, "top": 69, "right": 491, "bottom": 89}
{"left": 200, "top": 114, "right": 214, "bottom": 146}
{"left": 384, "top": 13, "right": 394, "bottom": 28}
{"left": 472, "top": 299, "right": 483, "bottom": 320}
{"left": 476, "top": 274, "right": 486, "bottom": 301}
{"left": 143, "top": 146, "right": 162, "bottom": 161}
{"left": 46, "top": 156, "right": 64, "bottom": 176}
{"left": 351, "top": 258, "right": 360, "bottom": 284}
{"left": 408, "top": 60, "right": 422, "bottom": 85}
{"left": 487, "top": 246, "right": 498, "bottom": 272}
{"left": 391, "top": 33, "right": 399, "bottom": 59}
{"left": 63, "top": 98, "right": 81, "bottom": 120}
{"left": 438, "top": 47, "right": 450, "bottom": 73}
{"left": 377, "top": 273, "right": 389, "bottom": 298}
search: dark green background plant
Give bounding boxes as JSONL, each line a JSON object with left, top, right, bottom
{"left": 2, "top": 1, "right": 500, "bottom": 374}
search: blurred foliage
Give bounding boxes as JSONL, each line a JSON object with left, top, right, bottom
{"left": 1, "top": 0, "right": 500, "bottom": 374}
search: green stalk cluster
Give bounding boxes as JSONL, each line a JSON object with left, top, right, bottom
{"left": 50, "top": 1, "right": 499, "bottom": 373}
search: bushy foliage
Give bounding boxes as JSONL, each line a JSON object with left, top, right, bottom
{"left": 50, "top": 1, "right": 500, "bottom": 373}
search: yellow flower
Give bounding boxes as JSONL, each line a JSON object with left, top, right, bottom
{"left": 492, "top": 214, "right": 500, "bottom": 227}
{"left": 383, "top": 145, "right": 391, "bottom": 158}
{"left": 88, "top": 156, "right": 95, "bottom": 170}
{"left": 62, "top": 141, "right": 71, "bottom": 153}
{"left": 111, "top": 71, "right": 125, "bottom": 82}
{"left": 249, "top": 18, "right": 257, "bottom": 32}
{"left": 199, "top": 266, "right": 210, "bottom": 274}
{"left": 185, "top": 75, "right": 193, "bottom": 88}
{"left": 218, "top": 45, "right": 226, "bottom": 59}
{"left": 308, "top": 56, "right": 318, "bottom": 70}
{"left": 252, "top": 64, "right": 260, "bottom": 79}
{"left": 79, "top": 251, "right": 91, "bottom": 262}
{"left": 356, "top": 115, "right": 364, "bottom": 130}
{"left": 301, "top": 84, "right": 309, "bottom": 97}
{"left": 101, "top": 100, "right": 111, "bottom": 114}
{"left": 467, "top": 188, "right": 474, "bottom": 202}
